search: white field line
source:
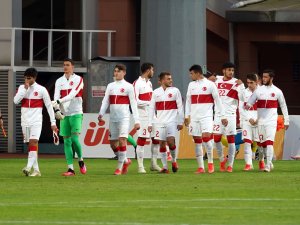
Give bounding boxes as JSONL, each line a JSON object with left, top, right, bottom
{"left": 0, "top": 221, "right": 193, "bottom": 225}
{"left": 0, "top": 198, "right": 299, "bottom": 207}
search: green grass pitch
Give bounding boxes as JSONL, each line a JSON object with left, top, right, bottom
{"left": 0, "top": 158, "right": 299, "bottom": 225}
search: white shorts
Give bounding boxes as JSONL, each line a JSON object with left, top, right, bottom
{"left": 242, "top": 123, "right": 259, "bottom": 142}
{"left": 258, "top": 124, "right": 277, "bottom": 143}
{"left": 154, "top": 123, "right": 177, "bottom": 141}
{"left": 189, "top": 117, "right": 213, "bottom": 136}
{"left": 138, "top": 120, "right": 151, "bottom": 139}
{"left": 109, "top": 120, "right": 130, "bottom": 140}
{"left": 213, "top": 116, "right": 237, "bottom": 136}
{"left": 22, "top": 125, "right": 42, "bottom": 143}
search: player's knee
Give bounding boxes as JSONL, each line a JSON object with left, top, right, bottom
{"left": 227, "top": 135, "right": 235, "bottom": 144}
{"left": 151, "top": 138, "right": 159, "bottom": 145}
{"left": 194, "top": 137, "right": 203, "bottom": 144}
{"left": 213, "top": 135, "right": 222, "bottom": 143}
{"left": 244, "top": 138, "right": 252, "bottom": 144}
{"left": 137, "top": 137, "right": 146, "bottom": 146}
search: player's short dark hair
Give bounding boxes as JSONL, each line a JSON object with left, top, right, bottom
{"left": 263, "top": 69, "right": 275, "bottom": 78}
{"left": 115, "top": 64, "right": 126, "bottom": 71}
{"left": 246, "top": 73, "right": 258, "bottom": 82}
{"left": 63, "top": 58, "right": 74, "bottom": 65}
{"left": 189, "top": 64, "right": 203, "bottom": 74}
{"left": 24, "top": 68, "right": 38, "bottom": 78}
{"left": 222, "top": 62, "right": 235, "bottom": 69}
{"left": 159, "top": 71, "right": 171, "bottom": 81}
{"left": 141, "top": 63, "right": 154, "bottom": 73}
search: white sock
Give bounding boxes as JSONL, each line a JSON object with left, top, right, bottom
{"left": 203, "top": 140, "right": 213, "bottom": 163}
{"left": 68, "top": 164, "right": 74, "bottom": 170}
{"left": 27, "top": 151, "right": 36, "bottom": 169}
{"left": 263, "top": 147, "right": 267, "bottom": 161}
{"left": 32, "top": 152, "right": 39, "bottom": 171}
{"left": 266, "top": 145, "right": 274, "bottom": 167}
{"left": 215, "top": 142, "right": 224, "bottom": 162}
{"left": 151, "top": 143, "right": 159, "bottom": 165}
{"left": 258, "top": 146, "right": 264, "bottom": 161}
{"left": 117, "top": 151, "right": 126, "bottom": 170}
{"left": 227, "top": 143, "right": 236, "bottom": 167}
{"left": 195, "top": 143, "right": 204, "bottom": 169}
{"left": 244, "top": 142, "right": 252, "bottom": 165}
{"left": 170, "top": 148, "right": 176, "bottom": 162}
{"left": 160, "top": 152, "right": 168, "bottom": 169}
{"left": 136, "top": 145, "right": 144, "bottom": 168}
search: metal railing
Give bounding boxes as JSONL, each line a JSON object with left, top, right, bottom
{"left": 0, "top": 27, "right": 116, "bottom": 67}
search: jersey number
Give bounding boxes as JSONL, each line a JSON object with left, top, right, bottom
{"left": 213, "top": 125, "right": 220, "bottom": 132}
{"left": 218, "top": 90, "right": 226, "bottom": 96}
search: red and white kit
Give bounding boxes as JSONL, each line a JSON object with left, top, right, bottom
{"left": 186, "top": 78, "right": 224, "bottom": 136}
{"left": 247, "top": 84, "right": 289, "bottom": 143}
{"left": 239, "top": 88, "right": 259, "bottom": 142}
{"left": 214, "top": 75, "right": 244, "bottom": 135}
{"left": 54, "top": 73, "right": 83, "bottom": 116}
{"left": 149, "top": 86, "right": 184, "bottom": 141}
{"left": 133, "top": 76, "right": 153, "bottom": 138}
{"left": 14, "top": 82, "right": 56, "bottom": 142}
{"left": 99, "top": 79, "right": 139, "bottom": 140}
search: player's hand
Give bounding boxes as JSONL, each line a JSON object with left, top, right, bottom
{"left": 148, "top": 126, "right": 152, "bottom": 133}
{"left": 52, "top": 100, "right": 60, "bottom": 110}
{"left": 134, "top": 123, "right": 140, "bottom": 130}
{"left": 221, "top": 118, "right": 228, "bottom": 127}
{"left": 235, "top": 79, "right": 243, "bottom": 85}
{"left": 184, "top": 118, "right": 190, "bottom": 127}
{"left": 177, "top": 125, "right": 183, "bottom": 131}
{"left": 98, "top": 115, "right": 105, "bottom": 123}
{"left": 249, "top": 118, "right": 256, "bottom": 126}
{"left": 285, "top": 125, "right": 289, "bottom": 130}
{"left": 51, "top": 125, "right": 58, "bottom": 132}
{"left": 24, "top": 81, "right": 29, "bottom": 90}
{"left": 244, "top": 104, "right": 251, "bottom": 110}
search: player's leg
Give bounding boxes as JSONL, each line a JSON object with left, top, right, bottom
{"left": 201, "top": 117, "right": 214, "bottom": 173}
{"left": 136, "top": 121, "right": 149, "bottom": 173}
{"left": 69, "top": 114, "right": 86, "bottom": 174}
{"left": 22, "top": 126, "right": 31, "bottom": 175}
{"left": 242, "top": 124, "right": 253, "bottom": 171}
{"left": 167, "top": 134, "right": 177, "bottom": 173}
{"left": 213, "top": 117, "right": 226, "bottom": 171}
{"left": 264, "top": 123, "right": 277, "bottom": 172}
{"left": 156, "top": 126, "right": 168, "bottom": 173}
{"left": 116, "top": 120, "right": 131, "bottom": 175}
{"left": 189, "top": 120, "right": 204, "bottom": 173}
{"left": 60, "top": 116, "right": 75, "bottom": 176}
{"left": 127, "top": 134, "right": 137, "bottom": 159}
{"left": 150, "top": 136, "right": 161, "bottom": 171}
{"left": 225, "top": 116, "right": 237, "bottom": 172}
{"left": 29, "top": 126, "right": 42, "bottom": 176}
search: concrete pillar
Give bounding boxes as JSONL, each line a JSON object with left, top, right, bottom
{"left": 141, "top": 0, "right": 206, "bottom": 95}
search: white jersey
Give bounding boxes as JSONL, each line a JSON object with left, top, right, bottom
{"left": 54, "top": 73, "right": 83, "bottom": 116}
{"left": 14, "top": 82, "right": 56, "bottom": 127}
{"left": 99, "top": 79, "right": 139, "bottom": 123}
{"left": 239, "top": 88, "right": 258, "bottom": 126}
{"left": 149, "top": 86, "right": 184, "bottom": 126}
{"left": 185, "top": 77, "right": 224, "bottom": 121}
{"left": 133, "top": 76, "right": 153, "bottom": 120}
{"left": 215, "top": 75, "right": 244, "bottom": 116}
{"left": 247, "top": 84, "right": 289, "bottom": 126}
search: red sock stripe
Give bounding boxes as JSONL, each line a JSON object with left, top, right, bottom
{"left": 202, "top": 137, "right": 211, "bottom": 143}
{"left": 262, "top": 142, "right": 267, "bottom": 148}
{"left": 257, "top": 142, "right": 262, "bottom": 147}
{"left": 244, "top": 139, "right": 252, "bottom": 144}
{"left": 29, "top": 145, "right": 38, "bottom": 151}
{"left": 265, "top": 140, "right": 274, "bottom": 146}
{"left": 194, "top": 138, "right": 203, "bottom": 144}
{"left": 227, "top": 135, "right": 235, "bottom": 144}
{"left": 137, "top": 138, "right": 146, "bottom": 146}
{"left": 152, "top": 139, "right": 159, "bottom": 145}
{"left": 169, "top": 145, "right": 176, "bottom": 151}
{"left": 160, "top": 147, "right": 167, "bottom": 152}
{"left": 213, "top": 135, "right": 222, "bottom": 143}
{"left": 119, "top": 146, "right": 126, "bottom": 152}
{"left": 114, "top": 146, "right": 120, "bottom": 152}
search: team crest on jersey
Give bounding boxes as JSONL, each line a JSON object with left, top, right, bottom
{"left": 271, "top": 93, "right": 275, "bottom": 97}
{"left": 70, "top": 81, "right": 74, "bottom": 86}
{"left": 120, "top": 88, "right": 125, "bottom": 93}
{"left": 202, "top": 87, "right": 207, "bottom": 91}
{"left": 34, "top": 91, "right": 38, "bottom": 96}
{"left": 168, "top": 93, "right": 173, "bottom": 98}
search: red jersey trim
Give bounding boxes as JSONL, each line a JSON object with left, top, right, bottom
{"left": 60, "top": 89, "right": 83, "bottom": 98}
{"left": 21, "top": 98, "right": 43, "bottom": 108}
{"left": 156, "top": 101, "right": 178, "bottom": 110}
{"left": 217, "top": 83, "right": 233, "bottom": 90}
{"left": 227, "top": 89, "right": 239, "bottom": 100}
{"left": 257, "top": 100, "right": 278, "bottom": 108}
{"left": 109, "top": 95, "right": 130, "bottom": 104}
{"left": 191, "top": 94, "right": 214, "bottom": 104}
{"left": 75, "top": 77, "right": 83, "bottom": 91}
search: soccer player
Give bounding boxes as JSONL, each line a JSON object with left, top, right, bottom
{"left": 98, "top": 64, "right": 140, "bottom": 175}
{"left": 245, "top": 69, "right": 289, "bottom": 172}
{"left": 53, "top": 58, "right": 86, "bottom": 176}
{"left": 14, "top": 68, "right": 57, "bottom": 177}
{"left": 185, "top": 65, "right": 225, "bottom": 174}
{"left": 133, "top": 62, "right": 161, "bottom": 173}
{"left": 239, "top": 73, "right": 260, "bottom": 171}
{"left": 213, "top": 62, "right": 245, "bottom": 172}
{"left": 148, "top": 72, "right": 184, "bottom": 173}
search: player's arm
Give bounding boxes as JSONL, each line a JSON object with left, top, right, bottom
{"left": 277, "top": 90, "right": 289, "bottom": 128}
{"left": 212, "top": 83, "right": 225, "bottom": 118}
{"left": 53, "top": 79, "right": 61, "bottom": 101}
{"left": 184, "top": 83, "right": 191, "bottom": 127}
{"left": 148, "top": 93, "right": 156, "bottom": 132}
{"left": 246, "top": 89, "right": 258, "bottom": 109}
{"left": 42, "top": 88, "right": 57, "bottom": 129}
{"left": 176, "top": 89, "right": 184, "bottom": 130}
{"left": 13, "top": 85, "right": 27, "bottom": 104}
{"left": 98, "top": 84, "right": 111, "bottom": 120}
{"left": 58, "top": 77, "right": 83, "bottom": 104}
{"left": 128, "top": 85, "right": 140, "bottom": 127}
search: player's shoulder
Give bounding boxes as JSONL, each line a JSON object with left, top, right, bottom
{"left": 271, "top": 84, "right": 283, "bottom": 94}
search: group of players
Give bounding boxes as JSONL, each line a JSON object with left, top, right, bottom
{"left": 13, "top": 58, "right": 289, "bottom": 176}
